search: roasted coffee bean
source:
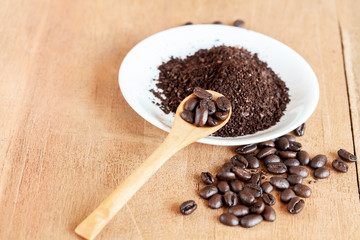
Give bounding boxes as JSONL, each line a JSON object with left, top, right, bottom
{"left": 270, "top": 177, "right": 290, "bottom": 189}
{"left": 245, "top": 155, "right": 260, "bottom": 169}
{"left": 200, "top": 99, "right": 216, "bottom": 115}
{"left": 262, "top": 206, "right": 276, "bottom": 221}
{"left": 239, "top": 190, "right": 255, "bottom": 206}
{"left": 222, "top": 162, "right": 234, "bottom": 172}
{"left": 230, "top": 180, "right": 244, "bottom": 193}
{"left": 250, "top": 201, "right": 265, "bottom": 214}
{"left": 332, "top": 159, "right": 349, "bottom": 173}
{"left": 219, "top": 213, "right": 239, "bottom": 226}
{"left": 314, "top": 167, "right": 330, "bottom": 179}
{"left": 207, "top": 116, "right": 220, "bottom": 126}
{"left": 216, "top": 96, "right": 231, "bottom": 111}
{"left": 261, "top": 182, "right": 273, "bottom": 193}
{"left": 180, "top": 110, "right": 194, "bottom": 124}
{"left": 293, "top": 184, "right": 311, "bottom": 198}
{"left": 287, "top": 197, "right": 305, "bottom": 214}
{"left": 338, "top": 149, "right": 357, "bottom": 162}
{"left": 199, "top": 186, "right": 218, "bottom": 199}
{"left": 287, "top": 175, "right": 303, "bottom": 185}
{"left": 257, "top": 147, "right": 277, "bottom": 159}
{"left": 294, "top": 123, "right": 306, "bottom": 136}
{"left": 180, "top": 200, "right": 197, "bottom": 215}
{"left": 278, "top": 151, "right": 297, "bottom": 159}
{"left": 284, "top": 158, "right": 300, "bottom": 168}
{"left": 262, "top": 193, "right": 276, "bottom": 206}
{"left": 184, "top": 21, "right": 193, "bottom": 25}
{"left": 297, "top": 150, "right": 310, "bottom": 165}
{"left": 258, "top": 140, "right": 275, "bottom": 148}
{"left": 232, "top": 167, "right": 251, "bottom": 181}
{"left": 288, "top": 141, "right": 302, "bottom": 152}
{"left": 244, "top": 183, "right": 263, "bottom": 198}
{"left": 214, "top": 111, "right": 229, "bottom": 121}
{"left": 224, "top": 191, "right": 239, "bottom": 207}
{"left": 249, "top": 173, "right": 262, "bottom": 185}
{"left": 276, "top": 137, "right": 290, "bottom": 150}
{"left": 201, "top": 172, "right": 214, "bottom": 185}
{"left": 217, "top": 181, "right": 230, "bottom": 193}
{"left": 184, "top": 98, "right": 199, "bottom": 111}
{"left": 236, "top": 144, "right": 257, "bottom": 155}
{"left": 213, "top": 20, "right": 223, "bottom": 24}
{"left": 228, "top": 205, "right": 249, "bottom": 217}
{"left": 282, "top": 134, "right": 296, "bottom": 142}
{"left": 231, "top": 155, "right": 248, "bottom": 168}
{"left": 194, "top": 106, "right": 208, "bottom": 127}
{"left": 288, "top": 166, "right": 309, "bottom": 178}
{"left": 193, "top": 87, "right": 212, "bottom": 99}
{"left": 233, "top": 19, "right": 245, "bottom": 27}
{"left": 208, "top": 194, "right": 223, "bottom": 209}
{"left": 216, "top": 171, "right": 236, "bottom": 181}
{"left": 266, "top": 162, "right": 287, "bottom": 174}
{"left": 310, "top": 154, "right": 327, "bottom": 169}
{"left": 264, "top": 154, "right": 281, "bottom": 166}
{"left": 240, "top": 214, "right": 263, "bottom": 228}
{"left": 280, "top": 189, "right": 295, "bottom": 203}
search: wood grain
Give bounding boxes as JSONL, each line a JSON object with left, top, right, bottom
{"left": 0, "top": 0, "right": 359, "bottom": 239}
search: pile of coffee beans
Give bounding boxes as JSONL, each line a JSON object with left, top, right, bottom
{"left": 180, "top": 131, "right": 357, "bottom": 228}
{"left": 180, "top": 87, "right": 231, "bottom": 127}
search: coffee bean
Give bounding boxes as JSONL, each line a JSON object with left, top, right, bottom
{"left": 219, "top": 213, "right": 239, "bottom": 226}
{"left": 276, "top": 137, "right": 290, "bottom": 150}
{"left": 297, "top": 150, "right": 310, "bottom": 165}
{"left": 294, "top": 123, "right": 306, "bottom": 136}
{"left": 199, "top": 186, "right": 218, "bottom": 199}
{"left": 245, "top": 155, "right": 260, "bottom": 169}
{"left": 232, "top": 167, "right": 251, "bottom": 181}
{"left": 224, "top": 191, "right": 239, "bottom": 207}
{"left": 262, "top": 206, "right": 276, "bottom": 221}
{"left": 278, "top": 151, "right": 297, "bottom": 159}
{"left": 222, "top": 162, "right": 234, "bottom": 172}
{"left": 288, "top": 166, "right": 309, "bottom": 178}
{"left": 236, "top": 144, "right": 257, "bottom": 155}
{"left": 184, "top": 22, "right": 193, "bottom": 25}
{"left": 207, "top": 116, "right": 220, "bottom": 126}
{"left": 217, "top": 181, "right": 230, "bottom": 193}
{"left": 266, "top": 162, "right": 287, "bottom": 174}
{"left": 214, "top": 111, "right": 229, "bottom": 121}
{"left": 249, "top": 173, "right": 261, "bottom": 185}
{"left": 264, "top": 154, "right": 281, "bottom": 166}
{"left": 230, "top": 180, "right": 244, "bottom": 193}
{"left": 199, "top": 99, "right": 216, "bottom": 115}
{"left": 233, "top": 19, "right": 245, "bottom": 27}
{"left": 258, "top": 140, "right": 275, "bottom": 148}
{"left": 270, "top": 177, "right": 290, "bottom": 189}
{"left": 257, "top": 147, "right": 277, "bottom": 159}
{"left": 261, "top": 182, "right": 273, "bottom": 193}
{"left": 228, "top": 205, "right": 249, "bottom": 217}
{"left": 231, "top": 155, "right": 248, "bottom": 168}
{"left": 208, "top": 194, "right": 223, "bottom": 209}
{"left": 310, "top": 154, "right": 327, "bottom": 169}
{"left": 184, "top": 98, "right": 199, "bottom": 111}
{"left": 284, "top": 158, "right": 300, "bottom": 168}
{"left": 314, "top": 167, "right": 330, "bottom": 179}
{"left": 338, "top": 149, "right": 357, "bottom": 162}
{"left": 293, "top": 184, "right": 311, "bottom": 198}
{"left": 180, "top": 200, "right": 197, "bottom": 215}
{"left": 239, "top": 190, "right": 255, "bottom": 206}
{"left": 240, "top": 214, "right": 263, "bottom": 228}
{"left": 262, "top": 193, "right": 276, "bottom": 206}
{"left": 280, "top": 189, "right": 295, "bottom": 203}
{"left": 201, "top": 172, "right": 214, "bottom": 185}
{"left": 244, "top": 183, "right": 263, "bottom": 198}
{"left": 282, "top": 134, "right": 296, "bottom": 142}
{"left": 288, "top": 141, "right": 302, "bottom": 152}
{"left": 287, "top": 175, "right": 303, "bottom": 185}
{"left": 194, "top": 106, "right": 208, "bottom": 127}
{"left": 193, "top": 87, "right": 212, "bottom": 99}
{"left": 216, "top": 171, "right": 236, "bottom": 181}
{"left": 332, "top": 159, "right": 349, "bottom": 173}
{"left": 213, "top": 21, "right": 223, "bottom": 24}
{"left": 180, "top": 110, "right": 194, "bottom": 124}
{"left": 287, "top": 197, "right": 305, "bottom": 214}
{"left": 216, "top": 96, "right": 231, "bottom": 111}
{"left": 250, "top": 201, "right": 265, "bottom": 214}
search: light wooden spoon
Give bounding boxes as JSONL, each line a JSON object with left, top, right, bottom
{"left": 75, "top": 90, "right": 231, "bottom": 240}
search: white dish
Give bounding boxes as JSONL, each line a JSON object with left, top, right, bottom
{"left": 119, "top": 24, "right": 319, "bottom": 146}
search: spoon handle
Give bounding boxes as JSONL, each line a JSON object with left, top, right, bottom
{"left": 75, "top": 133, "right": 185, "bottom": 240}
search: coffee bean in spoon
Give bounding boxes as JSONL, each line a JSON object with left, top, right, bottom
{"left": 184, "top": 98, "right": 199, "bottom": 111}
{"left": 214, "top": 111, "right": 229, "bottom": 121}
{"left": 207, "top": 116, "right": 219, "bottom": 126}
{"left": 180, "top": 110, "right": 194, "bottom": 124}
{"left": 193, "top": 87, "right": 212, "bottom": 99}
{"left": 200, "top": 99, "right": 216, "bottom": 115}
{"left": 194, "top": 106, "right": 208, "bottom": 127}
{"left": 216, "top": 96, "right": 231, "bottom": 111}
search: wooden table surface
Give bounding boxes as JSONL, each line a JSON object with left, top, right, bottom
{"left": 1, "top": 0, "right": 359, "bottom": 239}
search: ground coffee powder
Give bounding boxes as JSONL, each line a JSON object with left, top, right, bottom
{"left": 151, "top": 46, "right": 290, "bottom": 137}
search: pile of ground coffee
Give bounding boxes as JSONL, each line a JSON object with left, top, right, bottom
{"left": 151, "top": 46, "right": 290, "bottom": 137}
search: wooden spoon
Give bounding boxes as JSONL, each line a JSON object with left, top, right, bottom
{"left": 75, "top": 90, "right": 231, "bottom": 240}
